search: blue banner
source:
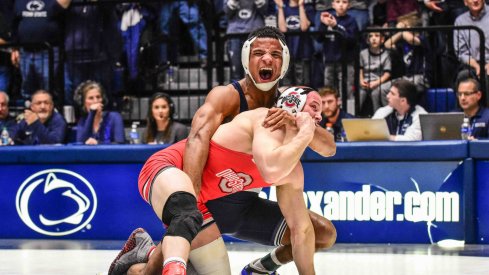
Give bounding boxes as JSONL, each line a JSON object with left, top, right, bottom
{"left": 260, "top": 161, "right": 465, "bottom": 243}
{"left": 476, "top": 161, "right": 489, "bottom": 244}
{"left": 0, "top": 160, "right": 466, "bottom": 243}
{"left": 0, "top": 164, "right": 163, "bottom": 240}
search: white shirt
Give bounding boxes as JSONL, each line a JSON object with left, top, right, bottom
{"left": 373, "top": 105, "right": 427, "bottom": 141}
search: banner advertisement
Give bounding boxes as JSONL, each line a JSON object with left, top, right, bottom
{"left": 260, "top": 161, "right": 465, "bottom": 244}
{"left": 476, "top": 161, "right": 489, "bottom": 244}
{"left": 0, "top": 164, "right": 162, "bottom": 240}
{"left": 0, "top": 161, "right": 465, "bottom": 243}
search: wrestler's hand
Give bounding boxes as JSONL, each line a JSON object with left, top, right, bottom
{"left": 263, "top": 107, "right": 295, "bottom": 131}
{"left": 295, "top": 112, "right": 316, "bottom": 140}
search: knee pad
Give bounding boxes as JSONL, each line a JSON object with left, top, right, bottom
{"left": 162, "top": 191, "right": 203, "bottom": 244}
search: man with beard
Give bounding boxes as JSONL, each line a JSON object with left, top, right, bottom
{"left": 318, "top": 86, "right": 354, "bottom": 141}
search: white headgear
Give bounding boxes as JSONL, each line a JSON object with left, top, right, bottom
{"left": 275, "top": 86, "right": 314, "bottom": 115}
{"left": 241, "top": 36, "right": 290, "bottom": 92}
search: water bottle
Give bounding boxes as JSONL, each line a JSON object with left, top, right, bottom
{"left": 1, "top": 127, "right": 9, "bottom": 145}
{"left": 130, "top": 122, "right": 140, "bottom": 144}
{"left": 340, "top": 129, "right": 347, "bottom": 142}
{"left": 460, "top": 118, "right": 471, "bottom": 140}
{"left": 326, "top": 123, "right": 335, "bottom": 137}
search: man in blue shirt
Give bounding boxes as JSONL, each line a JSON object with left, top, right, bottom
{"left": 14, "top": 89, "right": 67, "bottom": 145}
{"left": 318, "top": 86, "right": 354, "bottom": 141}
{"left": 224, "top": 0, "right": 268, "bottom": 81}
{"left": 11, "top": 0, "right": 71, "bottom": 101}
{"left": 456, "top": 76, "right": 489, "bottom": 139}
{"left": 317, "top": 0, "right": 359, "bottom": 99}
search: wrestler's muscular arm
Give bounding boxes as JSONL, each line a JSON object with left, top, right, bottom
{"left": 309, "top": 126, "right": 336, "bottom": 156}
{"left": 276, "top": 171, "right": 315, "bottom": 274}
{"left": 264, "top": 108, "right": 336, "bottom": 157}
{"left": 184, "top": 86, "right": 239, "bottom": 194}
{"left": 253, "top": 112, "right": 316, "bottom": 183}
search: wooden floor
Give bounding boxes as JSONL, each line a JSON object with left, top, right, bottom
{"left": 0, "top": 240, "right": 489, "bottom": 274}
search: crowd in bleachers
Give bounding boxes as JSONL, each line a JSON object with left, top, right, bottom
{"left": 1, "top": 0, "right": 489, "bottom": 145}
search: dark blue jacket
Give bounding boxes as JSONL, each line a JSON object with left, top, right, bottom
{"left": 319, "top": 109, "right": 354, "bottom": 141}
{"left": 470, "top": 106, "right": 489, "bottom": 139}
{"left": 14, "top": 111, "right": 67, "bottom": 145}
{"left": 317, "top": 13, "right": 358, "bottom": 63}
{"left": 76, "top": 110, "right": 125, "bottom": 144}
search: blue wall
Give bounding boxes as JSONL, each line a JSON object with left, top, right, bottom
{"left": 1, "top": 141, "right": 488, "bottom": 244}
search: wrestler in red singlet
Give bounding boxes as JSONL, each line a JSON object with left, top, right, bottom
{"left": 138, "top": 138, "right": 271, "bottom": 224}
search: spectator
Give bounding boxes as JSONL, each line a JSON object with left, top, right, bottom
{"left": 64, "top": 0, "right": 122, "bottom": 107}
{"left": 0, "top": 1, "right": 13, "bottom": 93}
{"left": 359, "top": 27, "right": 391, "bottom": 114}
{"left": 315, "top": 0, "right": 369, "bottom": 31}
{"left": 14, "top": 89, "right": 67, "bottom": 145}
{"left": 455, "top": 76, "right": 489, "bottom": 139}
{"left": 275, "top": 0, "right": 315, "bottom": 86}
{"left": 11, "top": 0, "right": 71, "bottom": 102}
{"left": 74, "top": 80, "right": 125, "bottom": 145}
{"left": 143, "top": 92, "right": 189, "bottom": 144}
{"left": 425, "top": 0, "right": 466, "bottom": 88}
{"left": 224, "top": 0, "right": 268, "bottom": 81}
{"left": 0, "top": 91, "right": 17, "bottom": 144}
{"left": 425, "top": 0, "right": 466, "bottom": 52}
{"left": 318, "top": 86, "right": 354, "bottom": 141}
{"left": 453, "top": 0, "right": 489, "bottom": 93}
{"left": 384, "top": 12, "right": 431, "bottom": 100}
{"left": 317, "top": 0, "right": 359, "bottom": 100}
{"left": 372, "top": 79, "right": 427, "bottom": 141}
{"left": 386, "top": 0, "right": 419, "bottom": 26}
{"left": 159, "top": 0, "right": 208, "bottom": 68}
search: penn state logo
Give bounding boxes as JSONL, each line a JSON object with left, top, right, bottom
{"left": 239, "top": 9, "right": 252, "bottom": 19}
{"left": 16, "top": 169, "right": 97, "bottom": 236}
{"left": 286, "top": 16, "right": 301, "bottom": 30}
{"left": 217, "top": 169, "right": 253, "bottom": 193}
{"left": 26, "top": 0, "right": 45, "bottom": 11}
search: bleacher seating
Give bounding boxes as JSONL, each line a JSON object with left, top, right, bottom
{"left": 426, "top": 88, "right": 457, "bottom": 113}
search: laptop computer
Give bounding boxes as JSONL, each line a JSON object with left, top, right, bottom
{"left": 342, "top": 118, "right": 391, "bottom": 141}
{"left": 420, "top": 112, "right": 465, "bottom": 140}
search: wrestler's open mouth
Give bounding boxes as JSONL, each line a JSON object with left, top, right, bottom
{"left": 259, "top": 68, "right": 273, "bottom": 81}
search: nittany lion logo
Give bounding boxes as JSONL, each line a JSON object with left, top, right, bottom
{"left": 217, "top": 169, "right": 253, "bottom": 193}
{"left": 239, "top": 9, "right": 252, "bottom": 19}
{"left": 16, "top": 169, "right": 97, "bottom": 236}
{"left": 26, "top": 0, "right": 45, "bottom": 11}
{"left": 286, "top": 16, "right": 301, "bottom": 30}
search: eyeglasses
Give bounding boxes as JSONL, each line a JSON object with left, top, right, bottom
{"left": 456, "top": 91, "right": 478, "bottom": 97}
